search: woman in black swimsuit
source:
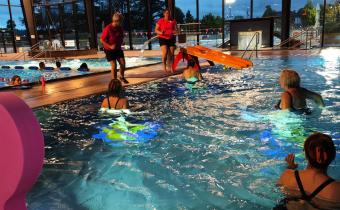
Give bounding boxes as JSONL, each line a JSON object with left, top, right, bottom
{"left": 277, "top": 133, "right": 340, "bottom": 209}
{"left": 101, "top": 79, "right": 128, "bottom": 109}
{"left": 276, "top": 69, "right": 325, "bottom": 113}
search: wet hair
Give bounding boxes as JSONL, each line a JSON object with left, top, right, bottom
{"left": 279, "top": 69, "right": 300, "bottom": 88}
{"left": 107, "top": 79, "right": 123, "bottom": 97}
{"left": 80, "top": 63, "right": 88, "bottom": 70}
{"left": 39, "top": 62, "right": 45, "bottom": 69}
{"left": 188, "top": 59, "right": 196, "bottom": 68}
{"left": 304, "top": 133, "right": 336, "bottom": 170}
{"left": 11, "top": 75, "right": 21, "bottom": 83}
{"left": 56, "top": 61, "right": 61, "bottom": 68}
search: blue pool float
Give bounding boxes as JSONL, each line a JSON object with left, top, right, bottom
{"left": 60, "top": 67, "right": 71, "bottom": 71}
{"left": 45, "top": 67, "right": 54, "bottom": 71}
{"left": 28, "top": 66, "right": 39, "bottom": 70}
{"left": 1, "top": 66, "right": 11, "bottom": 69}
{"left": 14, "top": 66, "right": 24, "bottom": 70}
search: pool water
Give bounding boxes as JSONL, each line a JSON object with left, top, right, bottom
{"left": 27, "top": 50, "right": 339, "bottom": 209}
{"left": 0, "top": 57, "right": 160, "bottom": 88}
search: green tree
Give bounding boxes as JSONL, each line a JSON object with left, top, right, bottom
{"left": 185, "top": 10, "right": 195, "bottom": 23}
{"left": 298, "top": 0, "right": 316, "bottom": 26}
{"left": 175, "top": 7, "right": 185, "bottom": 23}
{"left": 201, "top": 13, "right": 222, "bottom": 29}
{"left": 262, "top": 5, "right": 278, "bottom": 17}
{"left": 6, "top": 19, "right": 16, "bottom": 30}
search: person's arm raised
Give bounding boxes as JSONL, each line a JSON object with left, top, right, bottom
{"left": 303, "top": 88, "right": 325, "bottom": 107}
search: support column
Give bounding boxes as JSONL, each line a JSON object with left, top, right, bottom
{"left": 126, "top": 0, "right": 133, "bottom": 50}
{"left": 281, "top": 0, "right": 291, "bottom": 47}
{"left": 196, "top": 0, "right": 199, "bottom": 45}
{"left": 84, "top": 0, "right": 97, "bottom": 49}
{"left": 58, "top": 4, "right": 65, "bottom": 47}
{"left": 222, "top": 0, "right": 225, "bottom": 48}
{"left": 321, "top": 0, "right": 326, "bottom": 48}
{"left": 167, "top": 0, "right": 175, "bottom": 19}
{"left": 20, "top": 0, "right": 38, "bottom": 47}
{"left": 250, "top": 0, "right": 253, "bottom": 19}
{"left": 145, "top": 0, "right": 152, "bottom": 50}
{"left": 72, "top": 2, "right": 80, "bottom": 49}
{"left": 7, "top": 0, "right": 17, "bottom": 53}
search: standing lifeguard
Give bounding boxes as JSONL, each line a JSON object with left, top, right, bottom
{"left": 155, "top": 9, "right": 177, "bottom": 72}
{"left": 100, "top": 13, "right": 129, "bottom": 84}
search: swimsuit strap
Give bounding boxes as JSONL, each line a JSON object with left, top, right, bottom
{"left": 308, "top": 178, "right": 334, "bottom": 200}
{"left": 295, "top": 170, "right": 335, "bottom": 201}
{"left": 114, "top": 97, "right": 121, "bottom": 109}
{"left": 106, "top": 94, "right": 111, "bottom": 109}
{"left": 294, "top": 170, "right": 308, "bottom": 200}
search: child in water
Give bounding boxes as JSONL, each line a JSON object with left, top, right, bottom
{"left": 11, "top": 75, "right": 22, "bottom": 86}
{"left": 182, "top": 59, "right": 202, "bottom": 83}
{"left": 101, "top": 79, "right": 129, "bottom": 109}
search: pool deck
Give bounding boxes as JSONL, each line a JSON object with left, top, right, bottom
{"left": 2, "top": 62, "right": 191, "bottom": 108}
{"left": 0, "top": 49, "right": 326, "bottom": 109}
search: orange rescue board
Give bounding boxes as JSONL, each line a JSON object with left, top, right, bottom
{"left": 186, "top": 46, "right": 253, "bottom": 69}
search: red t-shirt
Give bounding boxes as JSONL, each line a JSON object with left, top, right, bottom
{"left": 157, "top": 18, "right": 176, "bottom": 40}
{"left": 101, "top": 24, "right": 124, "bottom": 51}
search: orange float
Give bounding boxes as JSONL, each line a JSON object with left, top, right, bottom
{"left": 173, "top": 46, "right": 253, "bottom": 71}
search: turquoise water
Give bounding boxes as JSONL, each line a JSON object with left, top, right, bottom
{"left": 27, "top": 49, "right": 339, "bottom": 209}
{"left": 0, "top": 57, "right": 160, "bottom": 87}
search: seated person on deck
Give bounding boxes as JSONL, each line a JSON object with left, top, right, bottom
{"left": 276, "top": 133, "right": 340, "bottom": 209}
{"left": 276, "top": 69, "right": 324, "bottom": 113}
{"left": 101, "top": 79, "right": 128, "bottom": 110}
{"left": 182, "top": 59, "right": 202, "bottom": 83}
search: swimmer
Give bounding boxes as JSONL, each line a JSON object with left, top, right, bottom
{"left": 55, "top": 61, "right": 61, "bottom": 71}
{"left": 182, "top": 59, "right": 203, "bottom": 82}
{"left": 101, "top": 79, "right": 128, "bottom": 109}
{"left": 38, "top": 62, "right": 45, "bottom": 71}
{"left": 277, "top": 133, "right": 340, "bottom": 208}
{"left": 79, "top": 63, "right": 89, "bottom": 71}
{"left": 10, "top": 75, "right": 22, "bottom": 86}
{"left": 276, "top": 69, "right": 324, "bottom": 113}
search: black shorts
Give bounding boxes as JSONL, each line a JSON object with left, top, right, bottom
{"left": 159, "top": 37, "right": 176, "bottom": 47}
{"left": 104, "top": 49, "right": 125, "bottom": 62}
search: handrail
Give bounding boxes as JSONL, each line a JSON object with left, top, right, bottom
{"left": 241, "top": 32, "right": 260, "bottom": 59}
{"left": 274, "top": 27, "right": 319, "bottom": 49}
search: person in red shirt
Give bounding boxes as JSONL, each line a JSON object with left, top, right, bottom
{"left": 100, "top": 13, "right": 128, "bottom": 84}
{"left": 155, "top": 9, "right": 177, "bottom": 73}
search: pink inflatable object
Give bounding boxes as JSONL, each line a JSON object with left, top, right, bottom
{"left": 0, "top": 93, "right": 44, "bottom": 210}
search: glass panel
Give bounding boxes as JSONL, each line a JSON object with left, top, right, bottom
{"left": 0, "top": 5, "right": 12, "bottom": 53}
{"left": 253, "top": 0, "right": 281, "bottom": 18}
{"left": 290, "top": 0, "right": 323, "bottom": 48}
{"left": 11, "top": 4, "right": 30, "bottom": 52}
{"left": 199, "top": 0, "right": 222, "bottom": 47}
{"left": 176, "top": 0, "right": 197, "bottom": 45}
{"left": 324, "top": 0, "right": 340, "bottom": 46}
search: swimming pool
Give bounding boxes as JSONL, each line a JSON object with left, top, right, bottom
{"left": 0, "top": 57, "right": 160, "bottom": 88}
{"left": 27, "top": 49, "right": 339, "bottom": 209}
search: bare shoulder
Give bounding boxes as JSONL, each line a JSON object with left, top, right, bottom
{"left": 327, "top": 181, "right": 340, "bottom": 201}
{"left": 278, "top": 169, "right": 296, "bottom": 188}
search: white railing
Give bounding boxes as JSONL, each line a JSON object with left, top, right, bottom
{"left": 241, "top": 32, "right": 260, "bottom": 60}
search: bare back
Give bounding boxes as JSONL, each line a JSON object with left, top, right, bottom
{"left": 101, "top": 96, "right": 128, "bottom": 109}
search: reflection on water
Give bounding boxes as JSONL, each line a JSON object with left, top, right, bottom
{"left": 27, "top": 54, "right": 339, "bottom": 210}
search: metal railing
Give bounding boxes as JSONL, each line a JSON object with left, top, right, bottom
{"left": 274, "top": 28, "right": 321, "bottom": 50}
{"left": 241, "top": 32, "right": 260, "bottom": 60}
